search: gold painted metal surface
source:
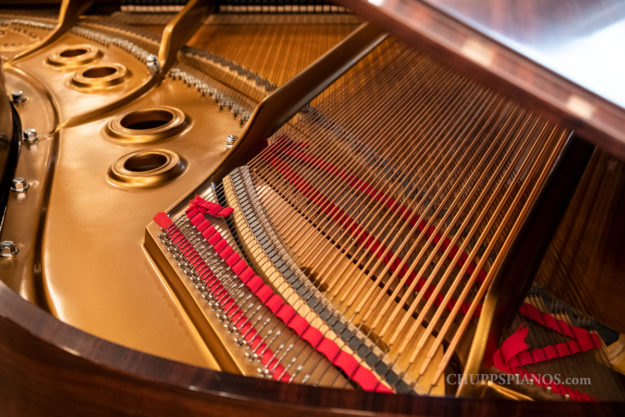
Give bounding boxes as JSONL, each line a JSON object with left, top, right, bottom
{"left": 15, "top": 32, "right": 151, "bottom": 126}
{"left": 0, "top": 4, "right": 372, "bottom": 378}
{"left": 105, "top": 105, "right": 188, "bottom": 144}
{"left": 4, "top": 0, "right": 94, "bottom": 65}
{"left": 71, "top": 63, "right": 129, "bottom": 90}
{"left": 0, "top": 26, "right": 40, "bottom": 53}
{"left": 46, "top": 44, "right": 102, "bottom": 69}
{"left": 144, "top": 221, "right": 246, "bottom": 375}
{"left": 157, "top": 0, "right": 214, "bottom": 74}
{"left": 0, "top": 15, "right": 250, "bottom": 368}
{"left": 58, "top": 0, "right": 212, "bottom": 131}
{"left": 107, "top": 148, "right": 186, "bottom": 188}
{"left": 41, "top": 78, "right": 241, "bottom": 366}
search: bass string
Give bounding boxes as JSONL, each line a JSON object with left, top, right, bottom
{"left": 246, "top": 49, "right": 476, "bottom": 324}
{"left": 373, "top": 106, "right": 539, "bottom": 348}
{"left": 241, "top": 39, "right": 548, "bottom": 386}
{"left": 419, "top": 125, "right": 568, "bottom": 392}
{"left": 229, "top": 42, "right": 478, "bottom": 386}
{"left": 244, "top": 52, "right": 488, "bottom": 386}
{"left": 200, "top": 13, "right": 357, "bottom": 87}
{"left": 232, "top": 44, "right": 446, "bottom": 384}
{"left": 362, "top": 105, "right": 544, "bottom": 387}
{"left": 199, "top": 36, "right": 564, "bottom": 390}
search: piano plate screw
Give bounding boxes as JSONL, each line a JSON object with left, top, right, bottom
{"left": 10, "top": 177, "right": 29, "bottom": 193}
{"left": 0, "top": 241, "right": 18, "bottom": 258}
{"left": 23, "top": 128, "right": 38, "bottom": 144}
{"left": 10, "top": 90, "right": 26, "bottom": 104}
{"left": 146, "top": 54, "right": 160, "bottom": 75}
{"left": 225, "top": 134, "right": 238, "bottom": 150}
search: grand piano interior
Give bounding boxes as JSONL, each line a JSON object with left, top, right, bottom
{"left": 1, "top": 1, "right": 625, "bottom": 416}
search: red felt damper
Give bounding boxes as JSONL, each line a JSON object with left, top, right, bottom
{"left": 189, "top": 195, "right": 235, "bottom": 218}
{"left": 153, "top": 212, "right": 173, "bottom": 228}
{"left": 185, "top": 210, "right": 393, "bottom": 392}
{"left": 161, "top": 219, "right": 290, "bottom": 381}
{"left": 492, "top": 319, "right": 599, "bottom": 401}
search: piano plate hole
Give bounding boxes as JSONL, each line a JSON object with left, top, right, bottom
{"left": 123, "top": 153, "right": 168, "bottom": 172}
{"left": 106, "top": 106, "right": 188, "bottom": 144}
{"left": 82, "top": 66, "right": 117, "bottom": 78}
{"left": 59, "top": 48, "right": 88, "bottom": 58}
{"left": 120, "top": 109, "right": 174, "bottom": 130}
{"left": 107, "top": 149, "right": 185, "bottom": 188}
{"left": 47, "top": 44, "right": 102, "bottom": 69}
{"left": 71, "top": 63, "right": 128, "bottom": 90}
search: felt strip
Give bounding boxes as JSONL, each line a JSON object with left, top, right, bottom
{"left": 183, "top": 210, "right": 392, "bottom": 392}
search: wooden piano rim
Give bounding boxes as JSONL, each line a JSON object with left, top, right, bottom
{"left": 2, "top": 281, "right": 623, "bottom": 416}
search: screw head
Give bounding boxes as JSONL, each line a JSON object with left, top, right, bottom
{"left": 23, "top": 128, "right": 38, "bottom": 144}
{"left": 10, "top": 177, "right": 28, "bottom": 192}
{"left": 146, "top": 55, "right": 160, "bottom": 75}
{"left": 0, "top": 241, "right": 18, "bottom": 257}
{"left": 225, "top": 134, "right": 238, "bottom": 149}
{"left": 10, "top": 90, "right": 26, "bottom": 104}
